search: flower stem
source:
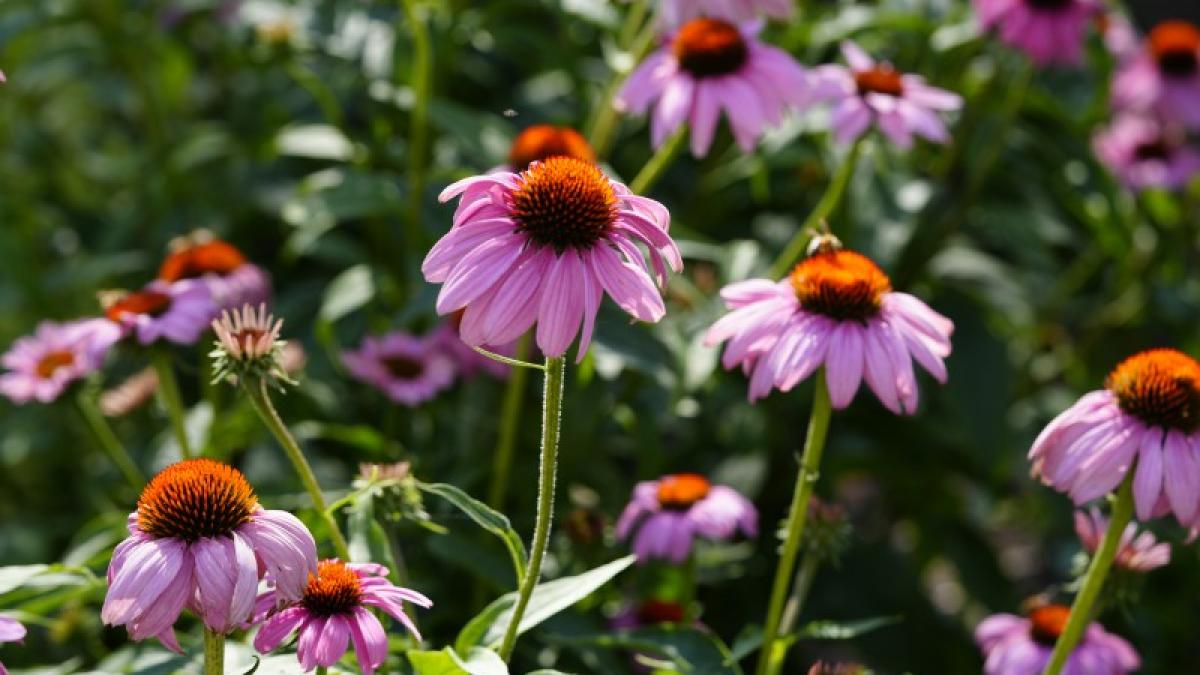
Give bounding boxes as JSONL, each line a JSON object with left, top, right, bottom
{"left": 203, "top": 629, "right": 224, "bottom": 675}
{"left": 587, "top": 3, "right": 658, "bottom": 157}
{"left": 777, "top": 548, "right": 821, "bottom": 637}
{"left": 629, "top": 127, "right": 687, "bottom": 195}
{"left": 243, "top": 378, "right": 351, "bottom": 561}
{"left": 768, "top": 140, "right": 863, "bottom": 279}
{"left": 75, "top": 392, "right": 145, "bottom": 489}
{"left": 488, "top": 334, "right": 533, "bottom": 510}
{"left": 150, "top": 347, "right": 193, "bottom": 460}
{"left": 1041, "top": 474, "right": 1135, "bottom": 675}
{"left": 401, "top": 0, "right": 432, "bottom": 256}
{"left": 497, "top": 356, "right": 565, "bottom": 662}
{"left": 756, "top": 369, "right": 833, "bottom": 675}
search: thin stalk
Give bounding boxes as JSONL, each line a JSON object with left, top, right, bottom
{"left": 756, "top": 370, "right": 833, "bottom": 675}
{"left": 497, "top": 356, "right": 566, "bottom": 662}
{"left": 401, "top": 0, "right": 432, "bottom": 255}
{"left": 488, "top": 334, "right": 533, "bottom": 510}
{"left": 777, "top": 549, "right": 821, "bottom": 637}
{"left": 768, "top": 139, "right": 863, "bottom": 279}
{"left": 588, "top": 5, "right": 659, "bottom": 157}
{"left": 1042, "top": 475, "right": 1135, "bottom": 675}
{"left": 203, "top": 629, "right": 224, "bottom": 675}
{"left": 150, "top": 347, "right": 193, "bottom": 459}
{"left": 629, "top": 127, "right": 687, "bottom": 195}
{"left": 244, "top": 378, "right": 351, "bottom": 561}
{"left": 75, "top": 393, "right": 145, "bottom": 489}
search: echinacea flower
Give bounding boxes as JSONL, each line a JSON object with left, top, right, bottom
{"left": 1096, "top": 11, "right": 1139, "bottom": 62}
{"left": 507, "top": 125, "right": 595, "bottom": 172}
{"left": 159, "top": 233, "right": 271, "bottom": 312}
{"left": 1074, "top": 507, "right": 1170, "bottom": 573}
{"left": 210, "top": 304, "right": 293, "bottom": 389}
{"left": 975, "top": 605, "right": 1139, "bottom": 675}
{"left": 0, "top": 319, "right": 121, "bottom": 404}
{"left": 1029, "top": 349, "right": 1200, "bottom": 523}
{"left": 658, "top": 0, "right": 793, "bottom": 27}
{"left": 616, "top": 18, "right": 811, "bottom": 156}
{"left": 105, "top": 280, "right": 216, "bottom": 346}
{"left": 253, "top": 559, "right": 431, "bottom": 674}
{"left": 1093, "top": 113, "right": 1200, "bottom": 191}
{"left": 1113, "top": 21, "right": 1200, "bottom": 129}
{"left": 0, "top": 615, "right": 25, "bottom": 675}
{"left": 812, "top": 42, "right": 962, "bottom": 147}
{"left": 103, "top": 459, "right": 317, "bottom": 650}
{"left": 704, "top": 244, "right": 954, "bottom": 410}
{"left": 972, "top": 0, "right": 1100, "bottom": 66}
{"left": 424, "top": 157, "right": 682, "bottom": 359}
{"left": 342, "top": 331, "right": 456, "bottom": 406}
{"left": 616, "top": 473, "right": 757, "bottom": 564}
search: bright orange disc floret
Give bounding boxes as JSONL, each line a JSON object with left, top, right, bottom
{"left": 789, "top": 250, "right": 892, "bottom": 322}
{"left": 1106, "top": 348, "right": 1200, "bottom": 432}
{"left": 302, "top": 559, "right": 364, "bottom": 616}
{"left": 137, "top": 459, "right": 259, "bottom": 541}
{"left": 508, "top": 125, "right": 595, "bottom": 173}
{"left": 159, "top": 240, "right": 247, "bottom": 282}
{"left": 656, "top": 473, "right": 712, "bottom": 510}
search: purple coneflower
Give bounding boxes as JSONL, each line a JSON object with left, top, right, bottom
{"left": 616, "top": 473, "right": 757, "bottom": 564}
{"left": 658, "top": 0, "right": 793, "bottom": 27}
{"left": 424, "top": 157, "right": 681, "bottom": 359}
{"left": 159, "top": 234, "right": 271, "bottom": 312}
{"left": 253, "top": 559, "right": 431, "bottom": 674}
{"left": 1113, "top": 21, "right": 1200, "bottom": 129}
{"left": 615, "top": 18, "right": 811, "bottom": 156}
{"left": 975, "top": 605, "right": 1139, "bottom": 675}
{"left": 507, "top": 125, "right": 596, "bottom": 172}
{"left": 342, "top": 331, "right": 456, "bottom": 406}
{"left": 812, "top": 42, "right": 962, "bottom": 148}
{"left": 0, "top": 615, "right": 24, "bottom": 675}
{"left": 1093, "top": 113, "right": 1200, "bottom": 191}
{"left": 705, "top": 246, "right": 954, "bottom": 411}
{"left": 105, "top": 281, "right": 215, "bottom": 346}
{"left": 973, "top": 0, "right": 1100, "bottom": 66}
{"left": 1029, "top": 349, "right": 1200, "bottom": 523}
{"left": 102, "top": 459, "right": 317, "bottom": 650}
{"left": 0, "top": 319, "right": 121, "bottom": 404}
{"left": 1074, "top": 507, "right": 1170, "bottom": 573}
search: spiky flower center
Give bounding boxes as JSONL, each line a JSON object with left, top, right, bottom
{"left": 510, "top": 156, "right": 617, "bottom": 252}
{"left": 1150, "top": 21, "right": 1200, "bottom": 77}
{"left": 36, "top": 350, "right": 76, "bottom": 378}
{"left": 302, "top": 559, "right": 363, "bottom": 616}
{"left": 1133, "top": 140, "right": 1171, "bottom": 161}
{"left": 790, "top": 250, "right": 891, "bottom": 322}
{"left": 635, "top": 599, "right": 686, "bottom": 624}
{"left": 137, "top": 459, "right": 258, "bottom": 541}
{"left": 1023, "top": 0, "right": 1071, "bottom": 10}
{"left": 1106, "top": 349, "right": 1200, "bottom": 432}
{"left": 673, "top": 18, "right": 748, "bottom": 78}
{"left": 508, "top": 125, "right": 596, "bottom": 173}
{"left": 159, "top": 240, "right": 247, "bottom": 282}
{"left": 383, "top": 355, "right": 425, "bottom": 380}
{"left": 1028, "top": 605, "right": 1070, "bottom": 646}
{"left": 656, "top": 473, "right": 711, "bottom": 510}
{"left": 854, "top": 67, "right": 904, "bottom": 97}
{"left": 106, "top": 291, "right": 172, "bottom": 321}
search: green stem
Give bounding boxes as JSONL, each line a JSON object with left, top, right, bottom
{"left": 203, "top": 629, "right": 224, "bottom": 675}
{"left": 756, "top": 370, "right": 833, "bottom": 675}
{"left": 768, "top": 139, "right": 863, "bottom": 279}
{"left": 488, "top": 334, "right": 533, "bottom": 510}
{"left": 401, "top": 0, "right": 432, "bottom": 255}
{"left": 244, "top": 378, "right": 351, "bottom": 561}
{"left": 75, "top": 393, "right": 145, "bottom": 489}
{"left": 777, "top": 549, "right": 821, "bottom": 637}
{"left": 629, "top": 127, "right": 687, "bottom": 195}
{"left": 150, "top": 348, "right": 193, "bottom": 460}
{"left": 497, "top": 356, "right": 565, "bottom": 662}
{"left": 587, "top": 2, "right": 658, "bottom": 157}
{"left": 1042, "top": 475, "right": 1135, "bottom": 675}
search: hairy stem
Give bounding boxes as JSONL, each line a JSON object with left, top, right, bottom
{"left": 203, "top": 629, "right": 224, "bottom": 675}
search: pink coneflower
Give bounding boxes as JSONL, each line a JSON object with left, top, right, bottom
{"left": 105, "top": 281, "right": 215, "bottom": 346}
{"left": 658, "top": 0, "right": 793, "bottom": 27}
{"left": 1096, "top": 11, "right": 1139, "bottom": 62}
{"left": 975, "top": 605, "right": 1139, "bottom": 675}
{"left": 342, "top": 331, "right": 456, "bottom": 406}
{"left": 424, "top": 157, "right": 681, "bottom": 359}
{"left": 433, "top": 313, "right": 512, "bottom": 379}
{"left": 704, "top": 245, "right": 954, "bottom": 410}
{"left": 812, "top": 42, "right": 962, "bottom": 148}
{"left": 159, "top": 234, "right": 271, "bottom": 312}
{"left": 102, "top": 459, "right": 317, "bottom": 651}
{"left": 253, "top": 559, "right": 431, "bottom": 674}
{"left": 0, "top": 615, "right": 24, "bottom": 675}
{"left": 973, "top": 0, "right": 1100, "bottom": 66}
{"left": 1074, "top": 507, "right": 1170, "bottom": 573}
{"left": 507, "top": 125, "right": 596, "bottom": 172}
{"left": 0, "top": 318, "right": 121, "bottom": 404}
{"left": 1094, "top": 114, "right": 1200, "bottom": 191}
{"left": 1029, "top": 349, "right": 1200, "bottom": 523}
{"left": 615, "top": 18, "right": 811, "bottom": 156}
{"left": 616, "top": 473, "right": 757, "bottom": 564}
{"left": 210, "top": 304, "right": 293, "bottom": 390}
{"left": 1112, "top": 21, "right": 1200, "bottom": 129}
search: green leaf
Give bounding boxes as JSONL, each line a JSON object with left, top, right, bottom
{"left": 0, "top": 564, "right": 49, "bottom": 594}
{"left": 794, "top": 615, "right": 902, "bottom": 641}
{"left": 556, "top": 625, "right": 743, "bottom": 675}
{"left": 407, "top": 647, "right": 510, "bottom": 675}
{"left": 346, "top": 491, "right": 400, "bottom": 581}
{"left": 319, "top": 264, "right": 375, "bottom": 323}
{"left": 417, "top": 481, "right": 528, "bottom": 584}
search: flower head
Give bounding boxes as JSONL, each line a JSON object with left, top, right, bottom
{"left": 253, "top": 559, "right": 431, "bottom": 674}
{"left": 616, "top": 19, "right": 810, "bottom": 156}
{"left": 1113, "top": 21, "right": 1200, "bottom": 129}
{"left": 159, "top": 232, "right": 271, "bottom": 311}
{"left": 705, "top": 243, "right": 953, "bottom": 410}
{"left": 658, "top": 0, "right": 793, "bottom": 27}
{"left": 1029, "top": 348, "right": 1200, "bottom": 523}
{"left": 342, "top": 331, "right": 456, "bottom": 406}
{"left": 508, "top": 125, "right": 595, "bottom": 172}
{"left": 813, "top": 42, "right": 962, "bottom": 147}
{"left": 1094, "top": 113, "right": 1200, "bottom": 191}
{"left": 104, "top": 280, "right": 216, "bottom": 346}
{"left": 0, "top": 615, "right": 25, "bottom": 675}
{"left": 975, "top": 605, "right": 1139, "bottom": 675}
{"left": 616, "top": 473, "right": 757, "bottom": 564}
{"left": 210, "top": 303, "right": 293, "bottom": 390}
{"left": 0, "top": 319, "right": 121, "bottom": 404}
{"left": 102, "top": 459, "right": 317, "bottom": 650}
{"left": 1074, "top": 507, "right": 1170, "bottom": 573}
{"left": 973, "top": 0, "right": 1100, "bottom": 66}
{"left": 425, "top": 157, "right": 681, "bottom": 359}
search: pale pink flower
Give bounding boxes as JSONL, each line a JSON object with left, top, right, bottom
{"left": 1094, "top": 113, "right": 1200, "bottom": 191}
{"left": 0, "top": 615, "right": 24, "bottom": 675}
{"left": 973, "top": 0, "right": 1101, "bottom": 66}
{"left": 1074, "top": 507, "right": 1170, "bottom": 573}
{"left": 658, "top": 0, "right": 793, "bottom": 28}
{"left": 342, "top": 331, "right": 456, "bottom": 406}
{"left": 975, "top": 605, "right": 1139, "bottom": 675}
{"left": 0, "top": 318, "right": 121, "bottom": 404}
{"left": 1112, "top": 21, "right": 1200, "bottom": 129}
{"left": 159, "top": 234, "right": 271, "bottom": 312}
{"left": 616, "top": 473, "right": 757, "bottom": 564}
{"left": 105, "top": 280, "right": 215, "bottom": 346}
